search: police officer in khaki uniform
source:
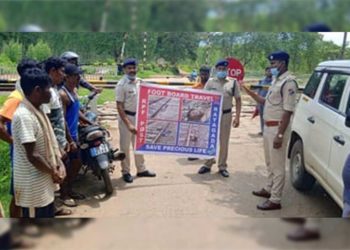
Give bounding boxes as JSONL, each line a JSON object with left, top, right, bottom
{"left": 115, "top": 58, "right": 156, "bottom": 183}
{"left": 243, "top": 51, "right": 298, "bottom": 210}
{"left": 198, "top": 59, "right": 242, "bottom": 177}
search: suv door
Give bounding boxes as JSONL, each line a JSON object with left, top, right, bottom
{"left": 307, "top": 72, "right": 348, "bottom": 182}
{"left": 293, "top": 71, "right": 326, "bottom": 174}
{"left": 328, "top": 75, "right": 350, "bottom": 206}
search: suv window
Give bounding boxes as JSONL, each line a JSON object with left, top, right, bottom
{"left": 304, "top": 71, "right": 323, "bottom": 99}
{"left": 320, "top": 73, "right": 348, "bottom": 110}
{"left": 345, "top": 91, "right": 350, "bottom": 115}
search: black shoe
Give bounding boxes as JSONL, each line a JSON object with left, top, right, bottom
{"left": 137, "top": 170, "right": 156, "bottom": 177}
{"left": 198, "top": 166, "right": 211, "bottom": 174}
{"left": 257, "top": 200, "right": 281, "bottom": 210}
{"left": 188, "top": 157, "right": 199, "bottom": 161}
{"left": 123, "top": 173, "right": 134, "bottom": 183}
{"left": 252, "top": 188, "right": 271, "bottom": 198}
{"left": 219, "top": 169, "right": 229, "bottom": 177}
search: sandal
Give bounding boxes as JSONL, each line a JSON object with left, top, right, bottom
{"left": 62, "top": 198, "right": 78, "bottom": 207}
{"left": 55, "top": 207, "right": 73, "bottom": 216}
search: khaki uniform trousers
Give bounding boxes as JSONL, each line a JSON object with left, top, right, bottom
{"left": 263, "top": 125, "right": 289, "bottom": 204}
{"left": 204, "top": 112, "right": 233, "bottom": 170}
{"left": 118, "top": 114, "right": 146, "bottom": 174}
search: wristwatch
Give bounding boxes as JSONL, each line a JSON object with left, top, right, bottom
{"left": 277, "top": 133, "right": 283, "bottom": 139}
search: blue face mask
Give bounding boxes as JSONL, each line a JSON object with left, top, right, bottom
{"left": 270, "top": 67, "right": 279, "bottom": 77}
{"left": 216, "top": 71, "right": 227, "bottom": 79}
{"left": 127, "top": 74, "right": 136, "bottom": 81}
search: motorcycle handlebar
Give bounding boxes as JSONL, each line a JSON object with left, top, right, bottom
{"left": 88, "top": 92, "right": 98, "bottom": 100}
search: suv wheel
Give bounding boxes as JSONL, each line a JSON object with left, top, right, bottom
{"left": 290, "top": 139, "right": 316, "bottom": 191}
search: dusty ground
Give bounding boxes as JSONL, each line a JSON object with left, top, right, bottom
{"left": 27, "top": 218, "right": 350, "bottom": 250}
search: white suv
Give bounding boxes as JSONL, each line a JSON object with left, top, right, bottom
{"left": 288, "top": 60, "right": 350, "bottom": 208}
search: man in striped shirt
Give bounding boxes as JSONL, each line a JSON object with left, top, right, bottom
{"left": 12, "top": 68, "right": 65, "bottom": 218}
{"left": 0, "top": 59, "right": 39, "bottom": 218}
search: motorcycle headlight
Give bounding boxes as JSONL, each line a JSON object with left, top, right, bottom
{"left": 86, "top": 130, "right": 104, "bottom": 141}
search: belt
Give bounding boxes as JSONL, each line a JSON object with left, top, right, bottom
{"left": 124, "top": 110, "right": 136, "bottom": 116}
{"left": 223, "top": 109, "right": 232, "bottom": 114}
{"left": 264, "top": 121, "right": 280, "bottom": 127}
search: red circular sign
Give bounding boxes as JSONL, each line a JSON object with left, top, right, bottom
{"left": 226, "top": 57, "right": 245, "bottom": 81}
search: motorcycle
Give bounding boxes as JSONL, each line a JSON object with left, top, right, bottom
{"left": 78, "top": 92, "right": 125, "bottom": 195}
{"left": 187, "top": 71, "right": 197, "bottom": 82}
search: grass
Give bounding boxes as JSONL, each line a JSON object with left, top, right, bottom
{"left": 0, "top": 141, "right": 11, "bottom": 217}
{"left": 78, "top": 88, "right": 115, "bottom": 105}
{"left": 0, "top": 95, "right": 7, "bottom": 106}
{"left": 138, "top": 69, "right": 174, "bottom": 78}
{"left": 0, "top": 94, "right": 11, "bottom": 216}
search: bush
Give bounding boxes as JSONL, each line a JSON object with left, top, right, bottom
{"left": 169, "top": 66, "right": 180, "bottom": 75}
{"left": 26, "top": 40, "right": 52, "bottom": 61}
{"left": 105, "top": 58, "right": 115, "bottom": 66}
{"left": 81, "top": 65, "right": 96, "bottom": 75}
{"left": 0, "top": 53, "right": 15, "bottom": 66}
{"left": 153, "top": 66, "right": 162, "bottom": 73}
{"left": 2, "top": 40, "right": 22, "bottom": 63}
{"left": 142, "top": 63, "right": 152, "bottom": 71}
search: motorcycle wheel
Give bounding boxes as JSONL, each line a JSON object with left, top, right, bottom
{"left": 101, "top": 168, "right": 113, "bottom": 195}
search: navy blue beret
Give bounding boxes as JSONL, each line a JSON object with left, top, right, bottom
{"left": 303, "top": 23, "right": 332, "bottom": 32}
{"left": 215, "top": 59, "right": 229, "bottom": 68}
{"left": 267, "top": 51, "right": 290, "bottom": 61}
{"left": 123, "top": 58, "right": 138, "bottom": 67}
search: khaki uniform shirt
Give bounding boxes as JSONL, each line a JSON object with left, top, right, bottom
{"left": 205, "top": 77, "right": 241, "bottom": 111}
{"left": 115, "top": 75, "right": 142, "bottom": 113}
{"left": 263, "top": 71, "right": 298, "bottom": 121}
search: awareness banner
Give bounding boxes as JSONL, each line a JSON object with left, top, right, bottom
{"left": 135, "top": 83, "right": 223, "bottom": 158}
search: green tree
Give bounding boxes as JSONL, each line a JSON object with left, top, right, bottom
{"left": 26, "top": 40, "right": 52, "bottom": 61}
{"left": 155, "top": 32, "right": 200, "bottom": 65}
{"left": 2, "top": 40, "right": 22, "bottom": 63}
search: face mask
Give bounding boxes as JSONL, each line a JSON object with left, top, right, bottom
{"left": 270, "top": 67, "right": 279, "bottom": 77}
{"left": 216, "top": 71, "right": 227, "bottom": 79}
{"left": 127, "top": 74, "right": 136, "bottom": 81}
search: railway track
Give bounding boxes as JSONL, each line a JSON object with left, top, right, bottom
{"left": 151, "top": 122, "right": 171, "bottom": 144}
{"left": 146, "top": 121, "right": 172, "bottom": 144}
{"left": 0, "top": 82, "right": 117, "bottom": 92}
{"left": 149, "top": 98, "right": 172, "bottom": 119}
